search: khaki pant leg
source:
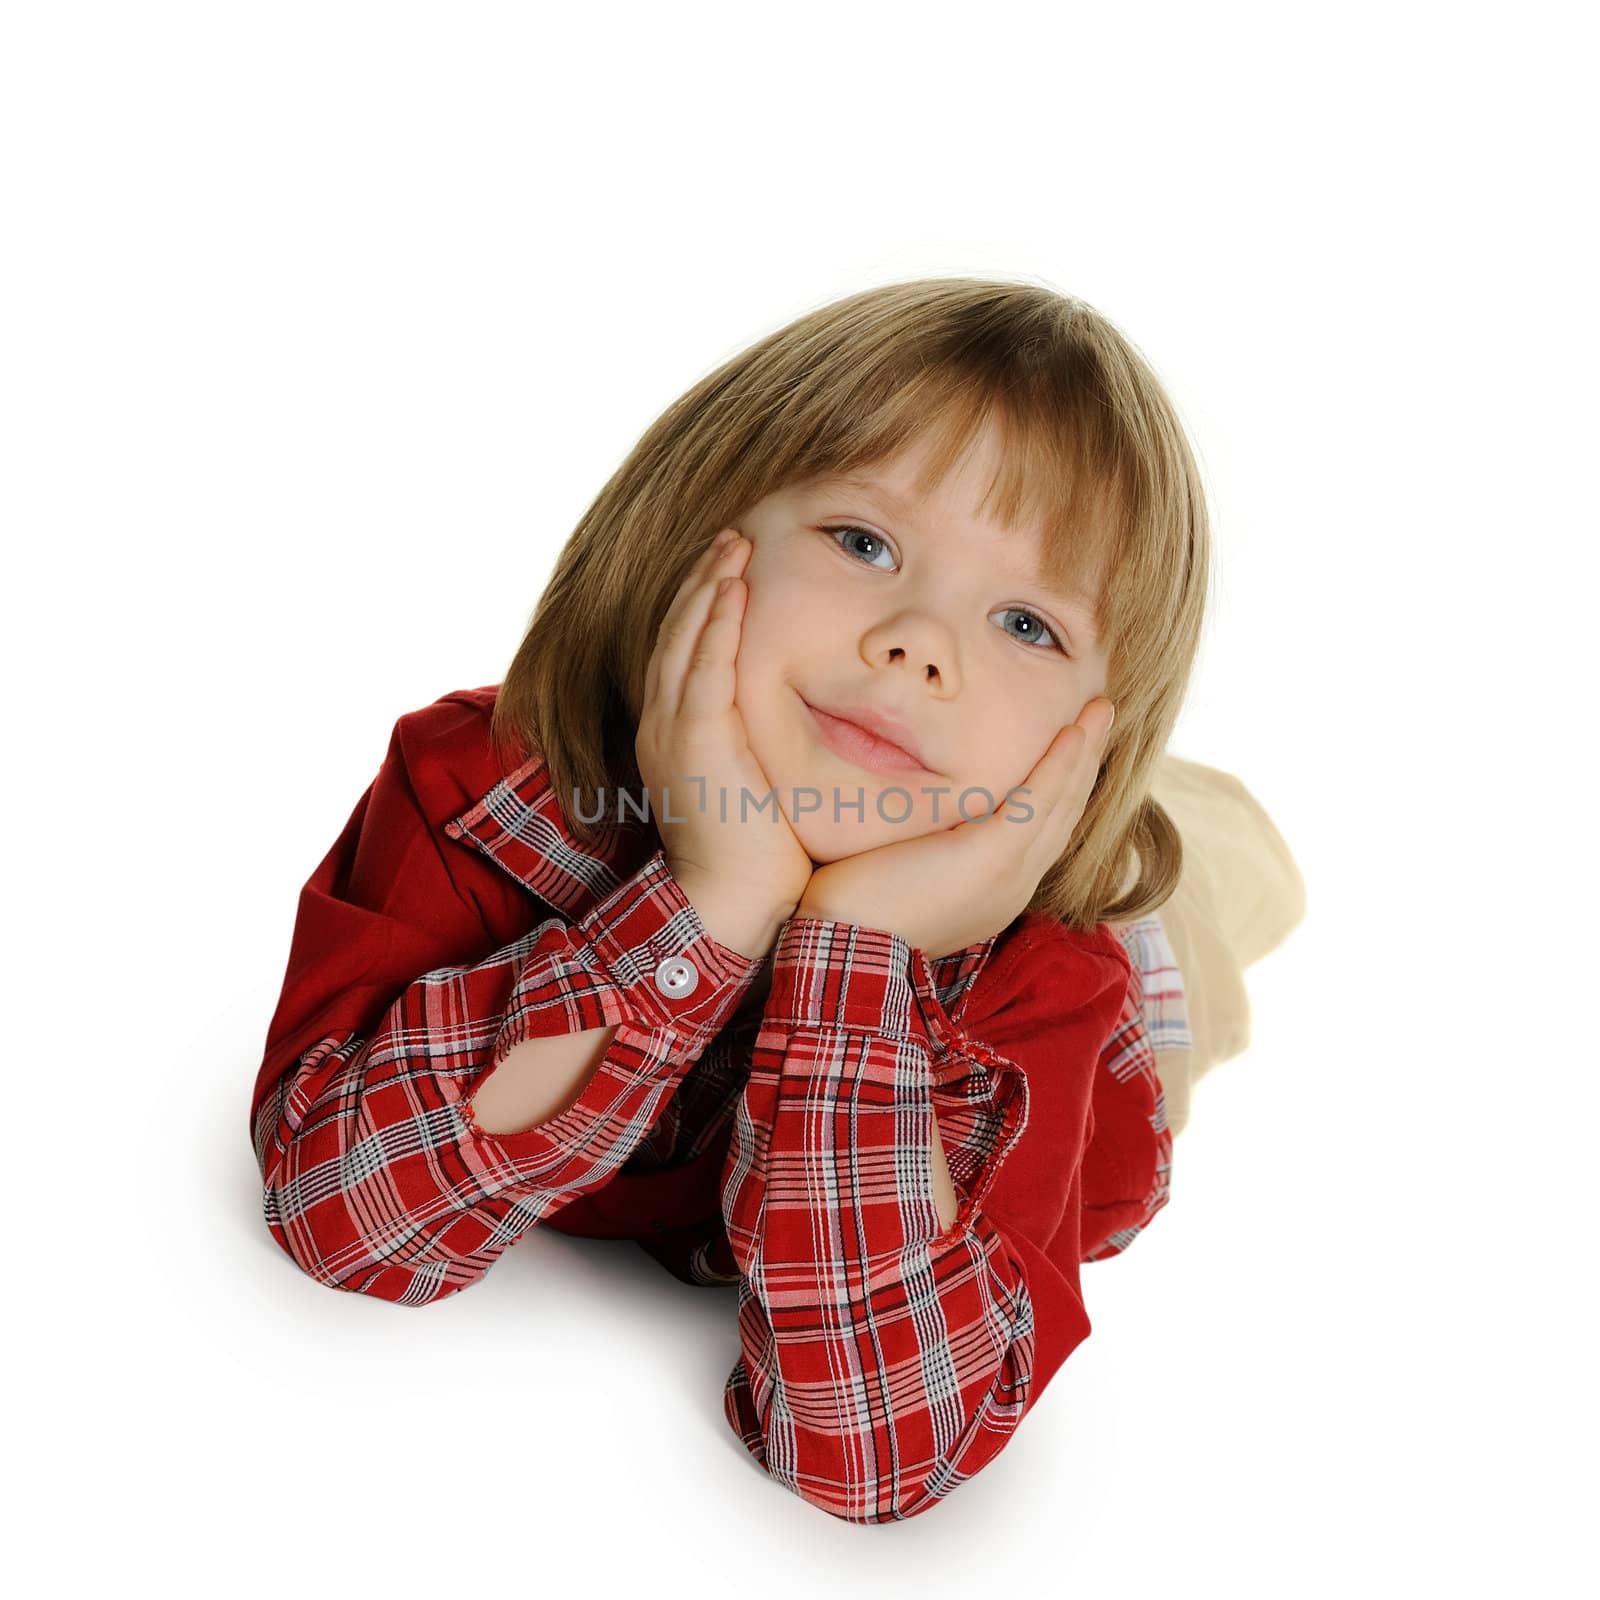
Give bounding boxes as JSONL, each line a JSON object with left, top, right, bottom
{"left": 1130, "top": 756, "right": 1307, "bottom": 1135}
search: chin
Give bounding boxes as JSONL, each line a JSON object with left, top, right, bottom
{"left": 793, "top": 814, "right": 928, "bottom": 864}
{"left": 781, "top": 815, "right": 864, "bottom": 866}
{"left": 797, "top": 833, "right": 853, "bottom": 867}
{"left": 784, "top": 817, "right": 841, "bottom": 865}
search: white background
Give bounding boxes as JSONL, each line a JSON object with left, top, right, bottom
{"left": 6, "top": 2, "right": 1593, "bottom": 1594}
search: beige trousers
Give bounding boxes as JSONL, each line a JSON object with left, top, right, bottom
{"left": 1113, "top": 755, "right": 1307, "bottom": 1137}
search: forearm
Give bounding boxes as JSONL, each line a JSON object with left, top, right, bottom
{"left": 471, "top": 868, "right": 790, "bottom": 1135}
{"left": 720, "top": 913, "right": 1036, "bottom": 1519}
{"left": 793, "top": 892, "right": 959, "bottom": 1229}
{"left": 930, "top": 1110, "right": 959, "bottom": 1233}
{"left": 470, "top": 1025, "right": 620, "bottom": 1133}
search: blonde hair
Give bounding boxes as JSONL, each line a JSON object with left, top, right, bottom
{"left": 491, "top": 276, "right": 1211, "bottom": 931}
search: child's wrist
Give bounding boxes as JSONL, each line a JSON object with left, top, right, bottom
{"left": 669, "top": 863, "right": 794, "bottom": 960}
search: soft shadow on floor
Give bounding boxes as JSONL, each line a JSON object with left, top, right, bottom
{"left": 227, "top": 1130, "right": 745, "bottom": 1423}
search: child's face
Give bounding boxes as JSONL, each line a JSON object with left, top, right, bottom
{"left": 729, "top": 420, "right": 1112, "bottom": 866}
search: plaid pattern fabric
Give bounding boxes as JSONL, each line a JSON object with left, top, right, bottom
{"left": 251, "top": 686, "right": 1179, "bottom": 1521}
{"left": 1079, "top": 913, "right": 1183, "bottom": 1262}
{"left": 1117, "top": 914, "right": 1193, "bottom": 1056}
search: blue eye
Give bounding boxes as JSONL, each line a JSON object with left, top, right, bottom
{"left": 826, "top": 524, "right": 897, "bottom": 571}
{"left": 822, "top": 525, "right": 1071, "bottom": 657}
{"left": 992, "top": 607, "right": 1062, "bottom": 652}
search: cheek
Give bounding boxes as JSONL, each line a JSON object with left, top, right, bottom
{"left": 959, "top": 706, "right": 1061, "bottom": 795}
{"left": 729, "top": 602, "right": 788, "bottom": 725}
{"left": 734, "top": 565, "right": 815, "bottom": 679}
{"left": 743, "top": 540, "right": 840, "bottom": 624}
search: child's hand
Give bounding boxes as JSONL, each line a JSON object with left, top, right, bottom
{"left": 795, "top": 698, "right": 1117, "bottom": 960}
{"left": 636, "top": 528, "right": 814, "bottom": 945}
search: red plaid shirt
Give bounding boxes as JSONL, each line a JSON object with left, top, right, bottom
{"left": 251, "top": 686, "right": 1174, "bottom": 1523}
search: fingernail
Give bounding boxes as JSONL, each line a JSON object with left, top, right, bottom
{"left": 714, "top": 528, "right": 735, "bottom": 547}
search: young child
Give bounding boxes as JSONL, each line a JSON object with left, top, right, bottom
{"left": 250, "top": 278, "right": 1271, "bottom": 1525}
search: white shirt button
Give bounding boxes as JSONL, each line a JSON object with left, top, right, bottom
{"left": 653, "top": 955, "right": 699, "bottom": 999}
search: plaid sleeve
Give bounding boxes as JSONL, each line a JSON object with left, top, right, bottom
{"left": 1080, "top": 924, "right": 1177, "bottom": 1260}
{"left": 251, "top": 714, "right": 766, "bottom": 1306}
{"left": 719, "top": 914, "right": 1127, "bottom": 1523}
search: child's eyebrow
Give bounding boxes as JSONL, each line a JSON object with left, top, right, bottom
{"left": 827, "top": 472, "right": 920, "bottom": 525}
{"left": 824, "top": 472, "right": 1101, "bottom": 647}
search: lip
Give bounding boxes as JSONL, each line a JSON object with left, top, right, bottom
{"left": 801, "top": 697, "right": 935, "bottom": 776}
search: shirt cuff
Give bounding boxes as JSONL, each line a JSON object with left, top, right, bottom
{"left": 466, "top": 850, "right": 766, "bottom": 1162}
{"left": 762, "top": 914, "right": 965, "bottom": 1048}
{"left": 567, "top": 847, "right": 770, "bottom": 1050}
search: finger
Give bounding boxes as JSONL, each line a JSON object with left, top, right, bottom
{"left": 999, "top": 723, "right": 1083, "bottom": 834}
{"left": 1023, "top": 701, "right": 1115, "bottom": 859}
{"left": 1036, "top": 699, "right": 1115, "bottom": 811}
{"left": 678, "top": 572, "right": 743, "bottom": 724}
{"left": 1040, "top": 721, "right": 1092, "bottom": 808}
{"left": 657, "top": 537, "right": 750, "bottom": 717}
{"left": 989, "top": 702, "right": 1111, "bottom": 868}
{"left": 644, "top": 528, "right": 734, "bottom": 706}
{"left": 645, "top": 530, "right": 744, "bottom": 707}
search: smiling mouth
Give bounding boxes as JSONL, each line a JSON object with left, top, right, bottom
{"left": 801, "top": 698, "right": 933, "bottom": 776}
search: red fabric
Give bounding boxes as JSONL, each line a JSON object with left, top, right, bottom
{"left": 251, "top": 685, "right": 1172, "bottom": 1521}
